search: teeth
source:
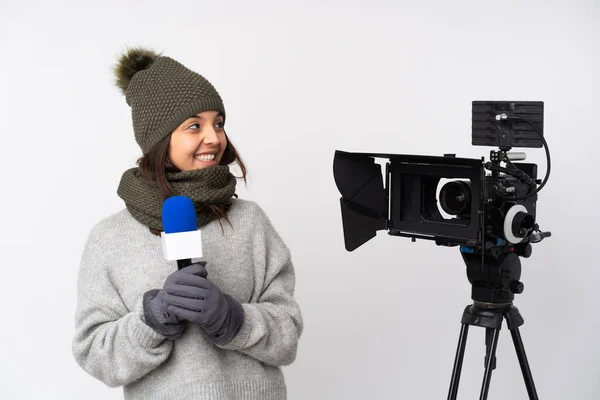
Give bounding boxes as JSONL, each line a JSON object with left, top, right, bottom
{"left": 195, "top": 153, "right": 215, "bottom": 161}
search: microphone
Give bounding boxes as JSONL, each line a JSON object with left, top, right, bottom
{"left": 161, "top": 195, "right": 205, "bottom": 270}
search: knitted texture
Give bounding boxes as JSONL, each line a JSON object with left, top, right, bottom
{"left": 72, "top": 199, "right": 303, "bottom": 400}
{"left": 116, "top": 165, "right": 237, "bottom": 231}
{"left": 124, "top": 54, "right": 226, "bottom": 154}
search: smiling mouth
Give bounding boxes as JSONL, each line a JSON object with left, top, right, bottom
{"left": 194, "top": 153, "right": 216, "bottom": 161}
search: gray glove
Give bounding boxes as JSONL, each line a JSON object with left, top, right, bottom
{"left": 142, "top": 289, "right": 184, "bottom": 339}
{"left": 141, "top": 264, "right": 209, "bottom": 339}
{"left": 164, "top": 263, "right": 244, "bottom": 345}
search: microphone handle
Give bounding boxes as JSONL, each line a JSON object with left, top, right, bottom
{"left": 177, "top": 258, "right": 208, "bottom": 273}
{"left": 177, "top": 259, "right": 194, "bottom": 270}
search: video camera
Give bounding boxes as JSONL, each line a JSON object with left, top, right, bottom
{"left": 333, "top": 100, "right": 552, "bottom": 399}
{"left": 334, "top": 100, "right": 550, "bottom": 250}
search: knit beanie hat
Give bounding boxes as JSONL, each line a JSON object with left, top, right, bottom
{"left": 113, "top": 46, "right": 226, "bottom": 154}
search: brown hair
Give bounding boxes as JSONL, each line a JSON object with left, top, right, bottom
{"left": 137, "top": 132, "right": 247, "bottom": 235}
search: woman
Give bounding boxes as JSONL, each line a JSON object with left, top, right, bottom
{"left": 72, "top": 46, "right": 303, "bottom": 400}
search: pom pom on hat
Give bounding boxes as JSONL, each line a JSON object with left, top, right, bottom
{"left": 113, "top": 46, "right": 161, "bottom": 95}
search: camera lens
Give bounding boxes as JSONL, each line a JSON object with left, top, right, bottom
{"left": 440, "top": 181, "right": 471, "bottom": 216}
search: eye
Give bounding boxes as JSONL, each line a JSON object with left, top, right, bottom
{"left": 188, "top": 123, "right": 200, "bottom": 130}
{"left": 216, "top": 121, "right": 224, "bottom": 130}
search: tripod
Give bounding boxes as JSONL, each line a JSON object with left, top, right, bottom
{"left": 447, "top": 302, "right": 538, "bottom": 400}
{"left": 447, "top": 248, "right": 540, "bottom": 400}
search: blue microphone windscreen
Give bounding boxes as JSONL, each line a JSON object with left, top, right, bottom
{"left": 162, "top": 196, "right": 198, "bottom": 233}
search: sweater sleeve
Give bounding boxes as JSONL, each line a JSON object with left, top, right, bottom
{"left": 71, "top": 223, "right": 174, "bottom": 388}
{"left": 215, "top": 205, "right": 304, "bottom": 366}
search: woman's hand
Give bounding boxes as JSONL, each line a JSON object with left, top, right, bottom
{"left": 163, "top": 263, "right": 233, "bottom": 338}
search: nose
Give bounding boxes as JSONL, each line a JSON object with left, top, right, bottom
{"left": 203, "top": 126, "right": 221, "bottom": 145}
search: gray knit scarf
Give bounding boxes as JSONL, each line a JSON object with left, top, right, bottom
{"left": 117, "top": 166, "right": 237, "bottom": 232}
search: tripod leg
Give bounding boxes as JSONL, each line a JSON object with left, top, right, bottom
{"left": 479, "top": 328, "right": 500, "bottom": 400}
{"left": 510, "top": 327, "right": 539, "bottom": 400}
{"left": 447, "top": 324, "right": 469, "bottom": 400}
{"left": 484, "top": 328, "right": 497, "bottom": 370}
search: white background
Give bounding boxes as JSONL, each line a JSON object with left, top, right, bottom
{"left": 1, "top": 0, "right": 599, "bottom": 399}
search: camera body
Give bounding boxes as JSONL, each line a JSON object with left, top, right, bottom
{"left": 333, "top": 150, "right": 537, "bottom": 249}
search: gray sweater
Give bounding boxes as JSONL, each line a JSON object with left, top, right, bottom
{"left": 72, "top": 198, "right": 303, "bottom": 400}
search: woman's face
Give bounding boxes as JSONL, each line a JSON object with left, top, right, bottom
{"left": 168, "top": 110, "right": 227, "bottom": 171}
